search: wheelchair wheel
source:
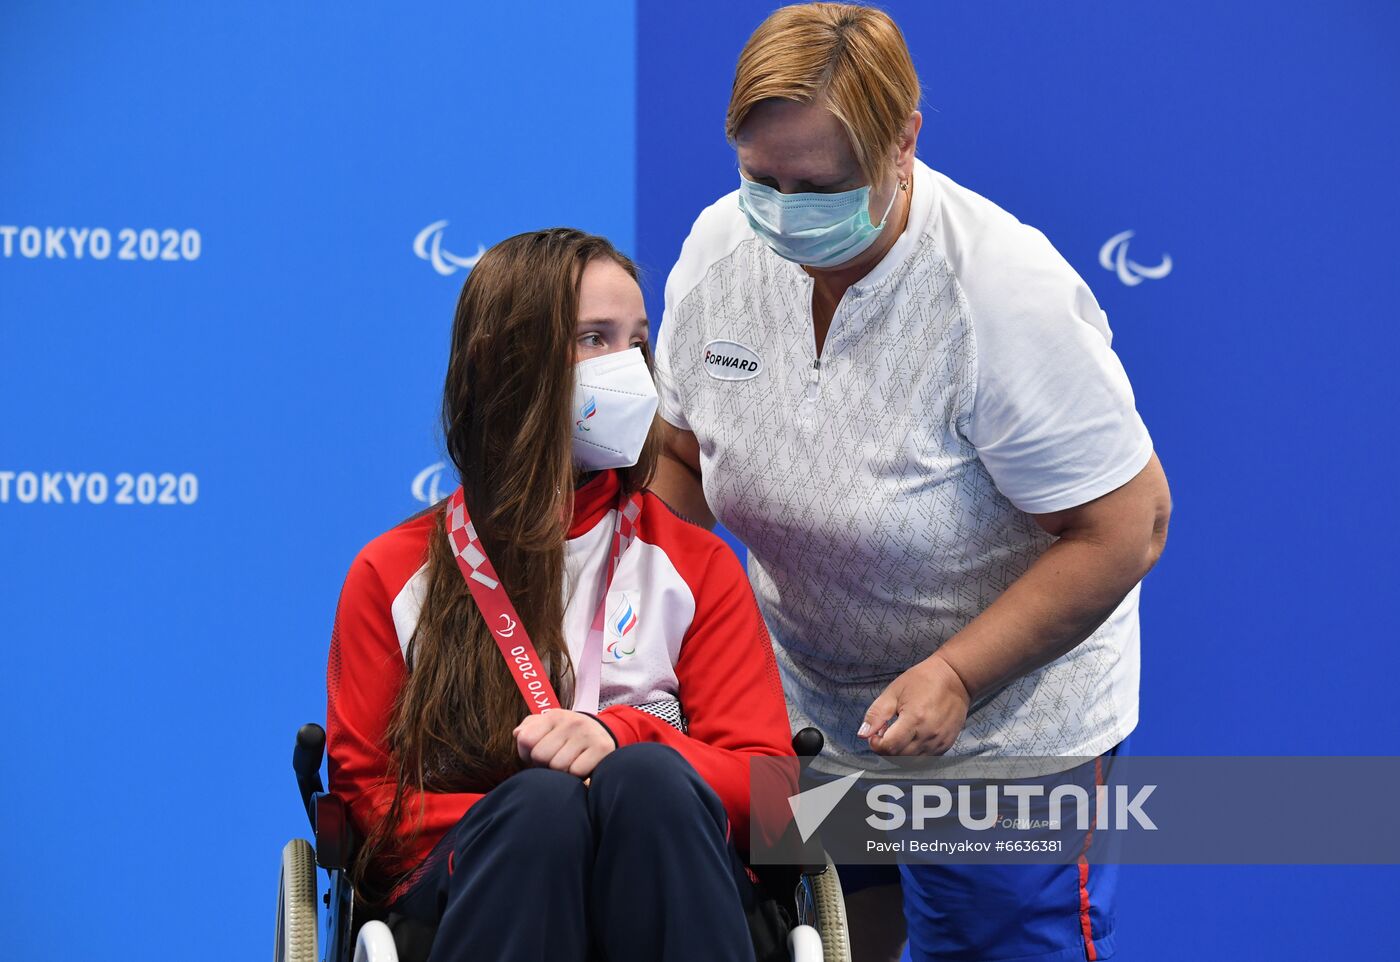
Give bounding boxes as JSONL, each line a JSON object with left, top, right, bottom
{"left": 812, "top": 855, "right": 851, "bottom": 962}
{"left": 276, "top": 838, "right": 319, "bottom": 962}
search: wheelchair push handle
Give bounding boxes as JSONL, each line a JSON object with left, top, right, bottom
{"left": 792, "top": 726, "right": 823, "bottom": 762}
{"left": 293, "top": 722, "right": 326, "bottom": 825}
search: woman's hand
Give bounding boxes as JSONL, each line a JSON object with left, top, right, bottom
{"left": 514, "top": 710, "right": 616, "bottom": 778}
{"left": 859, "top": 654, "right": 970, "bottom": 755}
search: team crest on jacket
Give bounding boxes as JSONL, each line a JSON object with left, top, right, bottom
{"left": 605, "top": 592, "right": 639, "bottom": 660}
{"left": 701, "top": 339, "right": 763, "bottom": 381}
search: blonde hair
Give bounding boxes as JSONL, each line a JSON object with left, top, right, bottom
{"left": 726, "top": 2, "right": 921, "bottom": 189}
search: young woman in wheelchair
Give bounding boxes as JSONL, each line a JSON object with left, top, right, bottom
{"left": 326, "top": 228, "right": 794, "bottom": 962}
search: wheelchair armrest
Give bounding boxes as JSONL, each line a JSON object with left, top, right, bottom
{"left": 312, "top": 791, "right": 357, "bottom": 871}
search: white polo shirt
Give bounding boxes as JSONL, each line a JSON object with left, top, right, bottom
{"left": 654, "top": 157, "right": 1154, "bottom": 773}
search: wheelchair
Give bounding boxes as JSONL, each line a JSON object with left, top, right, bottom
{"left": 277, "top": 723, "right": 851, "bottom": 962}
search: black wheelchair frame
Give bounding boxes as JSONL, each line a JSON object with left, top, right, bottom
{"left": 288, "top": 722, "right": 845, "bottom": 962}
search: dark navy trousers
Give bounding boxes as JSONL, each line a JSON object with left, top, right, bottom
{"left": 387, "top": 742, "right": 757, "bottom": 962}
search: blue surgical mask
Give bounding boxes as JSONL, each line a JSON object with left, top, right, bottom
{"left": 737, "top": 174, "right": 899, "bottom": 269}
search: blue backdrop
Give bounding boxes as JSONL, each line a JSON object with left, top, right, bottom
{"left": 0, "top": 2, "right": 635, "bottom": 958}
{"left": 639, "top": 2, "right": 1400, "bottom": 956}
{"left": 3, "top": 1, "right": 1397, "bottom": 958}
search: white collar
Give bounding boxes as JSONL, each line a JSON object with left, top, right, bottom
{"left": 848, "top": 156, "right": 938, "bottom": 293}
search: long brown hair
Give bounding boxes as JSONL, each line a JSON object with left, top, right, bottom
{"left": 354, "top": 228, "right": 661, "bottom": 894}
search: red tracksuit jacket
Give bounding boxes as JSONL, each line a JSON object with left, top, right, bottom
{"left": 326, "top": 468, "right": 794, "bottom": 873}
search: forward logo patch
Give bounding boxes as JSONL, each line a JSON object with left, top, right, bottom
{"left": 702, "top": 339, "right": 763, "bottom": 381}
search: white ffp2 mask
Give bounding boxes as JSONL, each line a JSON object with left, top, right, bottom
{"left": 571, "top": 347, "right": 659, "bottom": 470}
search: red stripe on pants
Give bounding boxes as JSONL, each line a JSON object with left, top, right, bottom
{"left": 1076, "top": 755, "right": 1104, "bottom": 960}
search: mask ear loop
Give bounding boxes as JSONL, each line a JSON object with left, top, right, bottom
{"left": 873, "top": 173, "right": 907, "bottom": 228}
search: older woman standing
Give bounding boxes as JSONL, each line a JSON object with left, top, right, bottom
{"left": 651, "top": 4, "right": 1171, "bottom": 961}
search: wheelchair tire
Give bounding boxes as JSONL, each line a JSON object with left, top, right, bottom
{"left": 276, "top": 838, "right": 319, "bottom": 962}
{"left": 812, "top": 855, "right": 851, "bottom": 962}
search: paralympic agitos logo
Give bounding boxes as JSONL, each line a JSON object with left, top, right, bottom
{"left": 1099, "top": 230, "right": 1172, "bottom": 287}
{"left": 413, "top": 220, "right": 485, "bottom": 276}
